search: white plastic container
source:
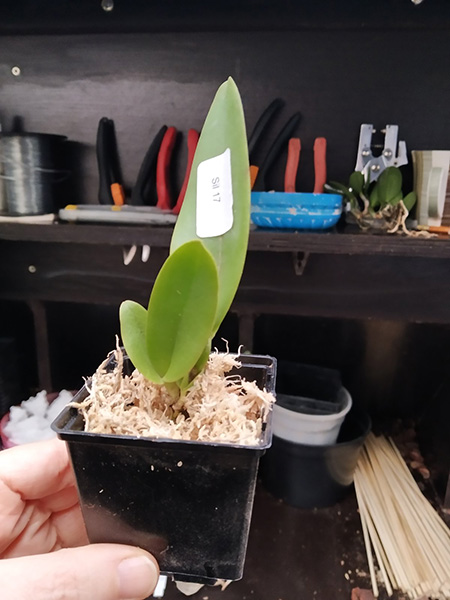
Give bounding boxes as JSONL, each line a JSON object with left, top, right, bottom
{"left": 273, "top": 387, "right": 352, "bottom": 446}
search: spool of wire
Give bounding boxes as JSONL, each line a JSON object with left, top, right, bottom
{"left": 0, "top": 133, "right": 67, "bottom": 215}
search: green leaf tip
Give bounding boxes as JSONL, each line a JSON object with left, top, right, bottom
{"left": 171, "top": 77, "right": 250, "bottom": 334}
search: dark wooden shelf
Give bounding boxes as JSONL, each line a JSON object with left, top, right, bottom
{"left": 1, "top": 222, "right": 450, "bottom": 259}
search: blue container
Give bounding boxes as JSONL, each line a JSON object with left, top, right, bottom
{"left": 251, "top": 191, "right": 343, "bottom": 230}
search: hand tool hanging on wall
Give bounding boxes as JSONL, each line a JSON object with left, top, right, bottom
{"left": 283, "top": 136, "right": 327, "bottom": 194}
{"left": 172, "top": 128, "right": 200, "bottom": 215}
{"left": 96, "top": 117, "right": 199, "bottom": 213}
{"left": 96, "top": 117, "right": 125, "bottom": 205}
{"left": 284, "top": 138, "right": 301, "bottom": 193}
{"left": 248, "top": 98, "right": 284, "bottom": 188}
{"left": 131, "top": 125, "right": 167, "bottom": 206}
{"left": 252, "top": 112, "right": 301, "bottom": 192}
{"left": 132, "top": 125, "right": 199, "bottom": 213}
{"left": 156, "top": 126, "right": 178, "bottom": 210}
{"left": 313, "top": 137, "right": 327, "bottom": 194}
{"left": 354, "top": 124, "right": 408, "bottom": 183}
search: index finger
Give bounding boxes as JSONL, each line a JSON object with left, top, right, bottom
{"left": 0, "top": 438, "right": 75, "bottom": 500}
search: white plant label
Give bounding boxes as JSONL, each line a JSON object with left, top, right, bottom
{"left": 196, "top": 148, "right": 233, "bottom": 238}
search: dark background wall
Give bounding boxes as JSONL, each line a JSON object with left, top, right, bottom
{"left": 0, "top": 0, "right": 449, "bottom": 492}
{"left": 0, "top": 1, "right": 449, "bottom": 205}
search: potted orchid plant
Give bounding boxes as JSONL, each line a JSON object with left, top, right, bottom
{"left": 52, "top": 78, "right": 276, "bottom": 584}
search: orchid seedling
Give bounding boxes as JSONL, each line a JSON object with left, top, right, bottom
{"left": 328, "top": 166, "right": 417, "bottom": 233}
{"left": 119, "top": 78, "right": 251, "bottom": 398}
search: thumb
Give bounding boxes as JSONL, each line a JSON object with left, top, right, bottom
{"left": 0, "top": 543, "right": 159, "bottom": 600}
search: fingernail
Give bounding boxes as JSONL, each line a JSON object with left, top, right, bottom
{"left": 117, "top": 555, "right": 158, "bottom": 599}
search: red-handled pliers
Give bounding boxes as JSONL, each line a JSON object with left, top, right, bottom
{"left": 313, "top": 137, "right": 327, "bottom": 194}
{"left": 156, "top": 127, "right": 178, "bottom": 210}
{"left": 284, "top": 138, "right": 301, "bottom": 193}
{"left": 156, "top": 127, "right": 200, "bottom": 213}
{"left": 131, "top": 126, "right": 199, "bottom": 212}
{"left": 283, "top": 136, "right": 327, "bottom": 193}
{"left": 172, "top": 129, "right": 200, "bottom": 215}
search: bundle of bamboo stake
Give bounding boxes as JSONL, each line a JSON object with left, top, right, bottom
{"left": 354, "top": 433, "right": 450, "bottom": 599}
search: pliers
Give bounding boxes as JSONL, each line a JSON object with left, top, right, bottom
{"left": 284, "top": 136, "right": 327, "bottom": 194}
{"left": 249, "top": 99, "right": 301, "bottom": 192}
{"left": 96, "top": 117, "right": 199, "bottom": 213}
{"left": 96, "top": 117, "right": 126, "bottom": 206}
{"left": 132, "top": 125, "right": 200, "bottom": 214}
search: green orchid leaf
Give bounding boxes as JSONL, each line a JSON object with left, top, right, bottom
{"left": 146, "top": 240, "right": 219, "bottom": 383}
{"left": 376, "top": 167, "right": 403, "bottom": 205}
{"left": 369, "top": 185, "right": 381, "bottom": 209}
{"left": 119, "top": 300, "right": 163, "bottom": 384}
{"left": 329, "top": 181, "right": 351, "bottom": 197}
{"left": 170, "top": 77, "right": 250, "bottom": 334}
{"left": 387, "top": 192, "right": 404, "bottom": 206}
{"left": 349, "top": 171, "right": 364, "bottom": 196}
{"left": 328, "top": 181, "right": 359, "bottom": 210}
{"left": 363, "top": 171, "right": 372, "bottom": 195}
{"left": 191, "top": 342, "right": 211, "bottom": 377}
{"left": 176, "top": 342, "right": 212, "bottom": 394}
{"left": 403, "top": 191, "right": 417, "bottom": 212}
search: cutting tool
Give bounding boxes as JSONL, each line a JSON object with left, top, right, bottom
{"left": 172, "top": 128, "right": 200, "bottom": 215}
{"left": 96, "top": 117, "right": 199, "bottom": 213}
{"left": 252, "top": 112, "right": 301, "bottom": 192}
{"left": 96, "top": 117, "right": 125, "bottom": 205}
{"left": 248, "top": 98, "right": 284, "bottom": 188}
{"left": 131, "top": 125, "right": 167, "bottom": 206}
{"left": 284, "top": 138, "right": 301, "bottom": 193}
{"left": 283, "top": 136, "right": 327, "bottom": 194}
{"left": 128, "top": 125, "right": 199, "bottom": 213}
{"left": 313, "top": 137, "right": 327, "bottom": 194}
{"left": 354, "top": 124, "right": 408, "bottom": 183}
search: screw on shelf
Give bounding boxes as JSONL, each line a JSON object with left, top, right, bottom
{"left": 101, "top": 0, "right": 114, "bottom": 12}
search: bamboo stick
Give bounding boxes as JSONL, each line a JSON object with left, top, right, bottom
{"left": 354, "top": 433, "right": 450, "bottom": 600}
{"left": 355, "top": 477, "right": 380, "bottom": 597}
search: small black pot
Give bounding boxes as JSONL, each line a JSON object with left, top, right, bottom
{"left": 52, "top": 354, "right": 276, "bottom": 584}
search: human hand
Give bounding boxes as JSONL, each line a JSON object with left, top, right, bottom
{"left": 0, "top": 438, "right": 159, "bottom": 600}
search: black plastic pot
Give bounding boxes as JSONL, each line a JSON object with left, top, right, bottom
{"left": 260, "top": 409, "right": 371, "bottom": 509}
{"left": 52, "top": 354, "right": 276, "bottom": 584}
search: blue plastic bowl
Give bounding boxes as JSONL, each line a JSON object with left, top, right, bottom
{"left": 251, "top": 192, "right": 343, "bottom": 230}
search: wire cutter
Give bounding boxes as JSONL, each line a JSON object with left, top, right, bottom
{"left": 132, "top": 125, "right": 199, "bottom": 214}
{"left": 248, "top": 99, "right": 301, "bottom": 192}
{"left": 96, "top": 117, "right": 126, "bottom": 206}
{"left": 284, "top": 136, "right": 327, "bottom": 194}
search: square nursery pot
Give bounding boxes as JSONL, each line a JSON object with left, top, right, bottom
{"left": 52, "top": 353, "right": 276, "bottom": 584}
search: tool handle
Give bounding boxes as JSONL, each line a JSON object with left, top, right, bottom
{"left": 111, "top": 183, "right": 125, "bottom": 206}
{"left": 250, "top": 165, "right": 259, "bottom": 190}
{"left": 131, "top": 125, "right": 167, "bottom": 206}
{"left": 96, "top": 117, "right": 114, "bottom": 204}
{"left": 253, "top": 112, "right": 301, "bottom": 191}
{"left": 172, "top": 129, "right": 200, "bottom": 215}
{"left": 313, "top": 137, "right": 327, "bottom": 194}
{"left": 156, "top": 126, "right": 177, "bottom": 210}
{"left": 248, "top": 98, "right": 284, "bottom": 161}
{"left": 284, "top": 138, "right": 301, "bottom": 193}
